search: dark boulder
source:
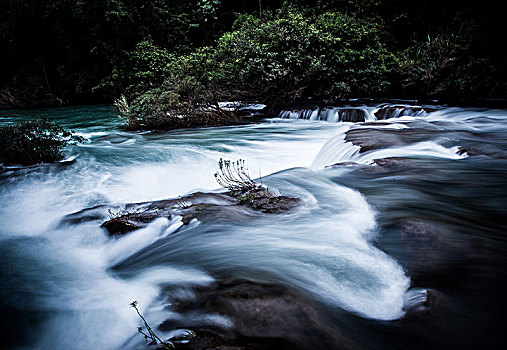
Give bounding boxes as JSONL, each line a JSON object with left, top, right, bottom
{"left": 345, "top": 126, "right": 444, "bottom": 153}
{"left": 396, "top": 218, "right": 469, "bottom": 286}
{"left": 345, "top": 128, "right": 404, "bottom": 152}
{"left": 241, "top": 190, "right": 301, "bottom": 214}
{"left": 63, "top": 190, "right": 300, "bottom": 237}
{"left": 101, "top": 217, "right": 141, "bottom": 236}
{"left": 162, "top": 280, "right": 355, "bottom": 350}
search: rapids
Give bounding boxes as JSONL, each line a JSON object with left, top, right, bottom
{"left": 1, "top": 103, "right": 506, "bottom": 349}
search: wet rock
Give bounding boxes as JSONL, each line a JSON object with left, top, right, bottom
{"left": 59, "top": 205, "right": 105, "bottom": 225}
{"left": 175, "top": 329, "right": 282, "bottom": 350}
{"left": 345, "top": 128, "right": 404, "bottom": 152}
{"left": 250, "top": 193, "right": 300, "bottom": 214}
{"left": 456, "top": 146, "right": 484, "bottom": 157}
{"left": 373, "top": 157, "right": 415, "bottom": 169}
{"left": 397, "top": 218, "right": 469, "bottom": 286}
{"left": 345, "top": 127, "right": 442, "bottom": 153}
{"left": 162, "top": 281, "right": 354, "bottom": 350}
{"left": 101, "top": 217, "right": 141, "bottom": 236}
{"left": 99, "top": 192, "right": 242, "bottom": 236}
{"left": 64, "top": 190, "right": 300, "bottom": 237}
{"left": 403, "top": 289, "right": 453, "bottom": 321}
{"left": 100, "top": 210, "right": 159, "bottom": 236}
{"left": 325, "top": 161, "right": 360, "bottom": 168}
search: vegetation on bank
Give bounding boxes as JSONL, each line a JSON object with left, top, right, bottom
{"left": 1, "top": 1, "right": 505, "bottom": 120}
{"left": 0, "top": 119, "right": 83, "bottom": 165}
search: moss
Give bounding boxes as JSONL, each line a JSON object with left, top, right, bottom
{"left": 237, "top": 192, "right": 256, "bottom": 205}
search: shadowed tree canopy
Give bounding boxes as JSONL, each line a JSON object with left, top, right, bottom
{"left": 0, "top": 0, "right": 505, "bottom": 109}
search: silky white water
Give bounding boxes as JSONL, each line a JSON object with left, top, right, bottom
{"left": 1, "top": 104, "right": 506, "bottom": 349}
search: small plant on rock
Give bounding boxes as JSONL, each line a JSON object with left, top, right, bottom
{"left": 107, "top": 207, "right": 141, "bottom": 221}
{"left": 237, "top": 192, "right": 256, "bottom": 205}
{"left": 214, "top": 158, "right": 261, "bottom": 195}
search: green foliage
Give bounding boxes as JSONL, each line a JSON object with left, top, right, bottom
{"left": 122, "top": 46, "right": 244, "bottom": 129}
{"left": 0, "top": 119, "right": 84, "bottom": 165}
{"left": 1, "top": 0, "right": 504, "bottom": 108}
{"left": 237, "top": 192, "right": 256, "bottom": 205}
{"left": 0, "top": 0, "right": 226, "bottom": 107}
{"left": 127, "top": 8, "right": 394, "bottom": 127}
{"left": 395, "top": 14, "right": 503, "bottom": 99}
{"left": 113, "top": 95, "right": 130, "bottom": 121}
{"left": 210, "top": 9, "right": 393, "bottom": 102}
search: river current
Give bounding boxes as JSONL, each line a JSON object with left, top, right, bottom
{"left": 0, "top": 103, "right": 506, "bottom": 349}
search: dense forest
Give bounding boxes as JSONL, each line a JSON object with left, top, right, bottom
{"left": 1, "top": 0, "right": 505, "bottom": 111}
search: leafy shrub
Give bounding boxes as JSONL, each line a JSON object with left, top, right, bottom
{"left": 123, "top": 45, "right": 247, "bottom": 130}
{"left": 395, "top": 15, "right": 503, "bottom": 99}
{"left": 126, "top": 8, "right": 394, "bottom": 129}
{"left": 0, "top": 119, "right": 83, "bottom": 165}
{"left": 209, "top": 10, "right": 393, "bottom": 102}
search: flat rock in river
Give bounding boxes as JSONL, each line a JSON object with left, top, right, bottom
{"left": 62, "top": 191, "right": 300, "bottom": 237}
{"left": 345, "top": 127, "right": 444, "bottom": 153}
{"left": 161, "top": 280, "right": 356, "bottom": 350}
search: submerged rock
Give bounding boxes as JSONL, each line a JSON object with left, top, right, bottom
{"left": 373, "top": 157, "right": 415, "bottom": 169}
{"left": 161, "top": 280, "right": 354, "bottom": 350}
{"left": 344, "top": 127, "right": 442, "bottom": 153}
{"left": 396, "top": 218, "right": 470, "bottom": 286}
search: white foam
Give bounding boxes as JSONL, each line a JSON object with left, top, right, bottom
{"left": 312, "top": 132, "right": 467, "bottom": 169}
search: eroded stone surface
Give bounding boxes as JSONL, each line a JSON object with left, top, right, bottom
{"left": 63, "top": 190, "right": 300, "bottom": 236}
{"left": 161, "top": 280, "right": 354, "bottom": 350}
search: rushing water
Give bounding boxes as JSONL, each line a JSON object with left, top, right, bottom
{"left": 1, "top": 104, "right": 506, "bottom": 349}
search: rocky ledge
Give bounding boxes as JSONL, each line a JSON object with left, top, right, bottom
{"left": 161, "top": 280, "right": 354, "bottom": 350}
{"left": 344, "top": 127, "right": 443, "bottom": 153}
{"left": 62, "top": 189, "right": 300, "bottom": 237}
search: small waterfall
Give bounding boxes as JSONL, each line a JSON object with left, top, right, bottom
{"left": 311, "top": 127, "right": 361, "bottom": 168}
{"left": 279, "top": 104, "right": 439, "bottom": 124}
{"left": 313, "top": 135, "right": 467, "bottom": 169}
{"left": 374, "top": 105, "right": 433, "bottom": 120}
{"left": 279, "top": 108, "right": 318, "bottom": 119}
{"left": 279, "top": 107, "right": 367, "bottom": 122}
{"left": 278, "top": 104, "right": 437, "bottom": 123}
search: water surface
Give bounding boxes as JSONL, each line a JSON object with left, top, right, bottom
{"left": 1, "top": 104, "right": 506, "bottom": 349}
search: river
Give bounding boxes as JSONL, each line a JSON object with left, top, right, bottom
{"left": 0, "top": 103, "right": 506, "bottom": 349}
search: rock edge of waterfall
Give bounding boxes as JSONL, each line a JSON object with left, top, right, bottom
{"left": 63, "top": 190, "right": 300, "bottom": 237}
